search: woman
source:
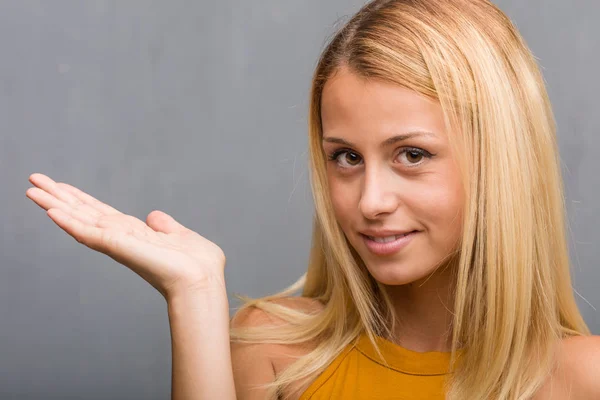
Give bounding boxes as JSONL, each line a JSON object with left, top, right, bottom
{"left": 26, "top": 0, "right": 599, "bottom": 399}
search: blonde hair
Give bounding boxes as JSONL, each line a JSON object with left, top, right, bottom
{"left": 230, "top": 0, "right": 591, "bottom": 398}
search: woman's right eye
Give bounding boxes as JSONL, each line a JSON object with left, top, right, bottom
{"left": 327, "top": 150, "right": 363, "bottom": 168}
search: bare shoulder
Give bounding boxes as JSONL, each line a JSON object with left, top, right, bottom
{"left": 557, "top": 335, "right": 600, "bottom": 398}
{"left": 230, "top": 297, "right": 325, "bottom": 400}
{"left": 533, "top": 335, "right": 600, "bottom": 400}
{"left": 230, "top": 296, "right": 325, "bottom": 329}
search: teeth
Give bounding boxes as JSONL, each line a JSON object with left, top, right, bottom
{"left": 368, "top": 233, "right": 409, "bottom": 243}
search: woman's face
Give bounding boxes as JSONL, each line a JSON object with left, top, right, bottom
{"left": 320, "top": 67, "right": 464, "bottom": 286}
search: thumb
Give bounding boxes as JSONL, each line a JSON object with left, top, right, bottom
{"left": 146, "top": 210, "right": 189, "bottom": 235}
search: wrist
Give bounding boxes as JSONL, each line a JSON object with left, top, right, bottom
{"left": 165, "top": 274, "right": 227, "bottom": 305}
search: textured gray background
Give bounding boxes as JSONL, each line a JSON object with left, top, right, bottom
{"left": 2, "top": 1, "right": 598, "bottom": 399}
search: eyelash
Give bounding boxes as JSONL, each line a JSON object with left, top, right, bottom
{"left": 326, "top": 147, "right": 435, "bottom": 169}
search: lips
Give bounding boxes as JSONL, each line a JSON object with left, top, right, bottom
{"left": 361, "top": 230, "right": 418, "bottom": 256}
{"left": 360, "top": 230, "right": 418, "bottom": 240}
{"left": 365, "top": 232, "right": 414, "bottom": 243}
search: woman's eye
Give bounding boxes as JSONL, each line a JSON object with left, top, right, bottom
{"left": 398, "top": 148, "right": 432, "bottom": 167}
{"left": 327, "top": 147, "right": 433, "bottom": 169}
{"left": 328, "top": 150, "right": 362, "bottom": 168}
{"left": 400, "top": 150, "right": 424, "bottom": 164}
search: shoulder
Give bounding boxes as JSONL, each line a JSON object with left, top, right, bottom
{"left": 229, "top": 297, "right": 325, "bottom": 399}
{"left": 557, "top": 335, "right": 600, "bottom": 398}
{"left": 230, "top": 296, "right": 325, "bottom": 329}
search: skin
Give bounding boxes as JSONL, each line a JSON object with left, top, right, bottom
{"left": 321, "top": 66, "right": 464, "bottom": 352}
{"left": 25, "top": 174, "right": 236, "bottom": 399}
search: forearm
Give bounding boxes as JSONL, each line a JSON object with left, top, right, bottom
{"left": 167, "top": 279, "right": 236, "bottom": 400}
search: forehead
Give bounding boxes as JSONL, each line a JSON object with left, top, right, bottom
{"left": 320, "top": 68, "right": 446, "bottom": 140}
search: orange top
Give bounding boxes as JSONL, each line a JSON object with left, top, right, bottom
{"left": 299, "top": 333, "right": 455, "bottom": 400}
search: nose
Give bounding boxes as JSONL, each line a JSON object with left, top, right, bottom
{"left": 358, "top": 166, "right": 399, "bottom": 220}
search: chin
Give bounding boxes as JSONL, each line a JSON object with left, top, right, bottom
{"left": 363, "top": 260, "right": 435, "bottom": 286}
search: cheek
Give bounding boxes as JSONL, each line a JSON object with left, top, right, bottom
{"left": 329, "top": 181, "right": 350, "bottom": 219}
{"left": 327, "top": 176, "right": 358, "bottom": 230}
{"left": 416, "top": 178, "right": 464, "bottom": 245}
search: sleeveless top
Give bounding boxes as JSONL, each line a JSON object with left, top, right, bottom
{"left": 298, "top": 333, "right": 455, "bottom": 400}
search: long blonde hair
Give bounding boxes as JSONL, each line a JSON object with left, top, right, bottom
{"left": 230, "top": 1, "right": 590, "bottom": 399}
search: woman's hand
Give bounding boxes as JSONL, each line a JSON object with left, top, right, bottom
{"left": 25, "top": 173, "right": 227, "bottom": 300}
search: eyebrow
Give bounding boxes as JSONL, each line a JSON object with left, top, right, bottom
{"left": 322, "top": 130, "right": 437, "bottom": 148}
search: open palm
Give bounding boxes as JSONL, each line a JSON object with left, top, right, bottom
{"left": 26, "top": 173, "right": 226, "bottom": 299}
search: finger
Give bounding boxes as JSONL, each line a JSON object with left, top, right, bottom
{"left": 47, "top": 208, "right": 158, "bottom": 274}
{"left": 29, "top": 173, "right": 85, "bottom": 208}
{"left": 146, "top": 210, "right": 190, "bottom": 235}
{"left": 29, "top": 173, "right": 120, "bottom": 217}
{"left": 58, "top": 183, "right": 120, "bottom": 216}
{"left": 47, "top": 208, "right": 106, "bottom": 251}
{"left": 27, "top": 187, "right": 99, "bottom": 225}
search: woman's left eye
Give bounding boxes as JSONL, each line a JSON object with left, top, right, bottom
{"left": 397, "top": 148, "right": 432, "bottom": 167}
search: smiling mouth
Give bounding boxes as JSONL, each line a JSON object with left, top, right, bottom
{"left": 365, "top": 232, "right": 415, "bottom": 243}
{"left": 360, "top": 231, "right": 419, "bottom": 256}
{"left": 362, "top": 231, "right": 418, "bottom": 243}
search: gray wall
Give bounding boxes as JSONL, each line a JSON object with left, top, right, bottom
{"left": 2, "top": 1, "right": 598, "bottom": 399}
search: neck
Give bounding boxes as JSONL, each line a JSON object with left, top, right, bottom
{"left": 382, "top": 258, "right": 458, "bottom": 353}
